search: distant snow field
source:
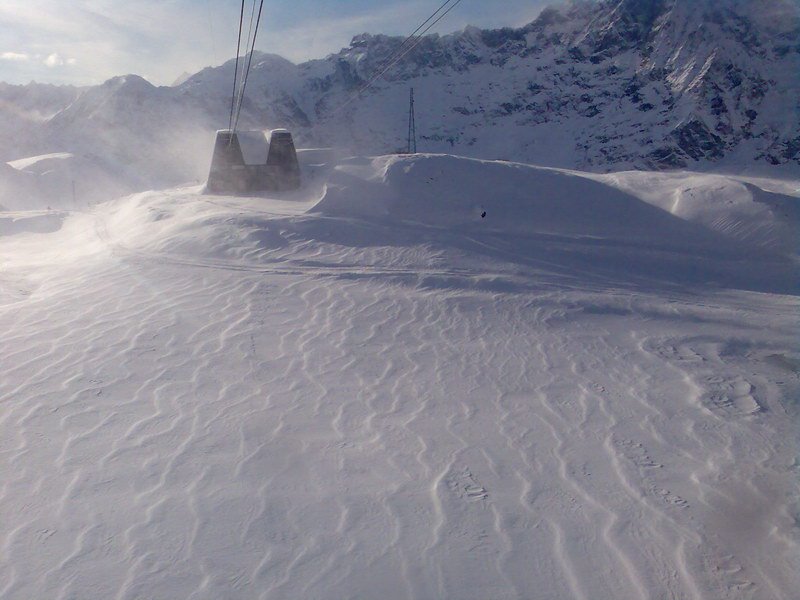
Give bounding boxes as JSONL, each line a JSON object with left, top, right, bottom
{"left": 1, "top": 153, "right": 798, "bottom": 599}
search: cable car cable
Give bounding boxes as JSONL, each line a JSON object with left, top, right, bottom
{"left": 378, "top": 0, "right": 458, "bottom": 70}
{"left": 327, "top": 0, "right": 464, "bottom": 118}
{"left": 232, "top": 0, "right": 259, "bottom": 131}
{"left": 233, "top": 0, "right": 265, "bottom": 132}
{"left": 228, "top": 0, "right": 246, "bottom": 132}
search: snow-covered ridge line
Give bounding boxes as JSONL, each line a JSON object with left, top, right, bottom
{"left": 1, "top": 0, "right": 799, "bottom": 205}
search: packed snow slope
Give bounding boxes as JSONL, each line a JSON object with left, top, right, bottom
{"left": 1, "top": 0, "right": 798, "bottom": 209}
{"left": 1, "top": 153, "right": 798, "bottom": 599}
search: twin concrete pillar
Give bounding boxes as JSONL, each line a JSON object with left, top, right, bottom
{"left": 206, "top": 129, "right": 300, "bottom": 194}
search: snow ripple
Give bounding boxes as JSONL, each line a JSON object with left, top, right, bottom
{"left": 1, "top": 157, "right": 797, "bottom": 599}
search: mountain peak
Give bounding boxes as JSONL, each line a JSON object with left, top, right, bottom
{"left": 171, "top": 72, "right": 192, "bottom": 87}
{"left": 2, "top": 0, "right": 798, "bottom": 176}
{"left": 103, "top": 74, "right": 155, "bottom": 91}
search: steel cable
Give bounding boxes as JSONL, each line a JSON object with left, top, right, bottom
{"left": 233, "top": 0, "right": 265, "bottom": 132}
{"left": 228, "top": 0, "right": 247, "bottom": 132}
{"left": 324, "top": 0, "right": 464, "bottom": 118}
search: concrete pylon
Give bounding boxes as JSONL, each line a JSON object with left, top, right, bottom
{"left": 206, "top": 130, "right": 250, "bottom": 194}
{"left": 265, "top": 129, "right": 300, "bottom": 190}
{"left": 206, "top": 128, "right": 301, "bottom": 194}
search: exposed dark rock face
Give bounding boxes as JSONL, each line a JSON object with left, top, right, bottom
{"left": 673, "top": 118, "right": 726, "bottom": 161}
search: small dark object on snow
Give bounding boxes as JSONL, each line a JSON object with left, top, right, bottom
{"left": 481, "top": 211, "right": 487, "bottom": 218}
{"left": 206, "top": 129, "right": 300, "bottom": 194}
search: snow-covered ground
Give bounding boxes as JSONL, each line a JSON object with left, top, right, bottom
{"left": 1, "top": 153, "right": 798, "bottom": 599}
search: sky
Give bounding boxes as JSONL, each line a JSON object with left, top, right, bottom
{"left": 0, "top": 0, "right": 551, "bottom": 86}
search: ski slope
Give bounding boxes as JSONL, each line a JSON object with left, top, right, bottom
{"left": 1, "top": 153, "right": 798, "bottom": 599}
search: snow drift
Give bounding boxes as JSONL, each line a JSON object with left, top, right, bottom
{"left": 1, "top": 152, "right": 798, "bottom": 600}
{"left": 90, "top": 154, "right": 798, "bottom": 298}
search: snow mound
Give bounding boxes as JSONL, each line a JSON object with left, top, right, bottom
{"left": 1, "top": 153, "right": 132, "bottom": 211}
{"left": 0, "top": 211, "right": 65, "bottom": 236}
{"left": 313, "top": 154, "right": 800, "bottom": 261}
{"left": 598, "top": 171, "right": 800, "bottom": 257}
{"left": 103, "top": 153, "right": 721, "bottom": 258}
{"left": 98, "top": 187, "right": 314, "bottom": 261}
{"left": 7, "top": 152, "right": 74, "bottom": 171}
{"left": 317, "top": 155, "right": 728, "bottom": 244}
{"left": 92, "top": 153, "right": 795, "bottom": 296}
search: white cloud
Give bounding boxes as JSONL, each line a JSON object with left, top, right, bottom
{"left": 1, "top": 51, "right": 29, "bottom": 61}
{"left": 0, "top": 0, "right": 548, "bottom": 85}
{"left": 43, "top": 52, "right": 75, "bottom": 68}
{"left": 44, "top": 52, "right": 64, "bottom": 67}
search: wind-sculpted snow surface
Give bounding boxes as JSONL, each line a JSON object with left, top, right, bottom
{"left": 1, "top": 154, "right": 798, "bottom": 599}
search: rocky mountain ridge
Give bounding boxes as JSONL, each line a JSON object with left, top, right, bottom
{"left": 1, "top": 0, "right": 798, "bottom": 191}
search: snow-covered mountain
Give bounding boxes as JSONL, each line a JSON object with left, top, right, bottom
{"left": 1, "top": 0, "right": 799, "bottom": 197}
{"left": 242, "top": 0, "right": 800, "bottom": 171}
{"left": 0, "top": 82, "right": 82, "bottom": 161}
